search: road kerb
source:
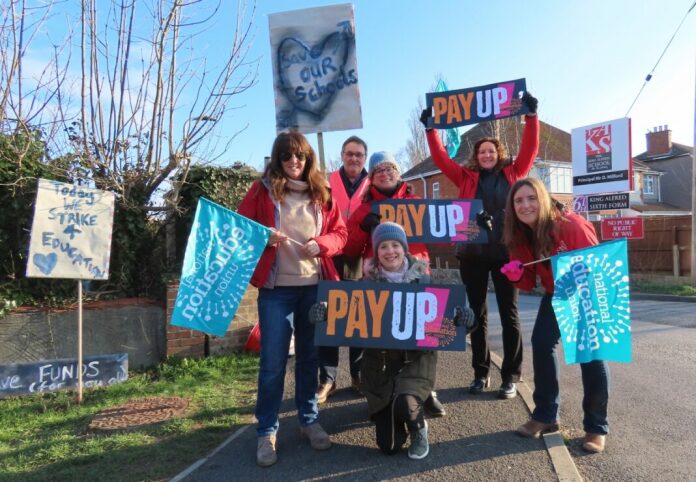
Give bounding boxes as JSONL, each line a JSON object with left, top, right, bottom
{"left": 489, "top": 349, "right": 583, "bottom": 482}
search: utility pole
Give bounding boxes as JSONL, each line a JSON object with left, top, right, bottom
{"left": 691, "top": 55, "right": 696, "bottom": 285}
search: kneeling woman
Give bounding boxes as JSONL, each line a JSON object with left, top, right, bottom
{"left": 360, "top": 222, "right": 435, "bottom": 460}
{"left": 503, "top": 178, "right": 609, "bottom": 453}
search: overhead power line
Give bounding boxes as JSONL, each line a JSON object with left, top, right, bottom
{"left": 625, "top": 1, "right": 696, "bottom": 117}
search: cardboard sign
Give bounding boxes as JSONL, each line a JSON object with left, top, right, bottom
{"left": 372, "top": 199, "right": 487, "bottom": 244}
{"left": 425, "top": 78, "right": 528, "bottom": 129}
{"left": 601, "top": 218, "right": 644, "bottom": 240}
{"left": 571, "top": 118, "right": 632, "bottom": 196}
{"left": 269, "top": 4, "right": 362, "bottom": 134}
{"left": 314, "top": 281, "right": 467, "bottom": 351}
{"left": 551, "top": 239, "right": 631, "bottom": 363}
{"left": 0, "top": 353, "right": 128, "bottom": 398}
{"left": 26, "top": 179, "right": 115, "bottom": 280}
{"left": 588, "top": 192, "right": 630, "bottom": 211}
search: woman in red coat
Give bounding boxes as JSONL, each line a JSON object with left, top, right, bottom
{"left": 503, "top": 177, "right": 609, "bottom": 453}
{"left": 237, "top": 131, "right": 347, "bottom": 467}
{"left": 420, "top": 92, "right": 539, "bottom": 399}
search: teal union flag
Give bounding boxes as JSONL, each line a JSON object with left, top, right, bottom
{"left": 171, "top": 198, "right": 270, "bottom": 337}
{"left": 435, "top": 79, "right": 461, "bottom": 158}
{"left": 551, "top": 239, "right": 631, "bottom": 364}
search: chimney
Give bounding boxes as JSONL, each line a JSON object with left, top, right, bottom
{"left": 646, "top": 125, "right": 672, "bottom": 156}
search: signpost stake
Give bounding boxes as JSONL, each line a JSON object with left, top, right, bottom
{"left": 317, "top": 132, "right": 326, "bottom": 172}
{"left": 77, "top": 280, "right": 83, "bottom": 403}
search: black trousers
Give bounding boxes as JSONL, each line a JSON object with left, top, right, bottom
{"left": 372, "top": 394, "right": 425, "bottom": 455}
{"left": 459, "top": 257, "right": 522, "bottom": 383}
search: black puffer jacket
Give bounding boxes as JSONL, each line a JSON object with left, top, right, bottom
{"left": 360, "top": 255, "right": 437, "bottom": 417}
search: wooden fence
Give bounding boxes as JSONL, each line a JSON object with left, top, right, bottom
{"left": 428, "top": 215, "right": 692, "bottom": 278}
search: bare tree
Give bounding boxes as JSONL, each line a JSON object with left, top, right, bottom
{"left": 70, "top": 0, "right": 258, "bottom": 210}
{"left": 2, "top": 1, "right": 258, "bottom": 212}
{"left": 402, "top": 75, "right": 448, "bottom": 169}
{"left": 1, "top": 0, "right": 72, "bottom": 181}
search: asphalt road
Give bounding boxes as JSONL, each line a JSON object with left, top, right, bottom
{"left": 180, "top": 294, "right": 696, "bottom": 481}
{"left": 486, "top": 294, "right": 696, "bottom": 482}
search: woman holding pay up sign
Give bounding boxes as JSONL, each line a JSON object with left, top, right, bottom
{"left": 420, "top": 91, "right": 539, "bottom": 400}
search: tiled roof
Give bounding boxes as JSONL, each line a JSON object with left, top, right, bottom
{"left": 634, "top": 142, "right": 693, "bottom": 161}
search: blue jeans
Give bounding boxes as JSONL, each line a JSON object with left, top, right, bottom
{"left": 256, "top": 285, "right": 320, "bottom": 437}
{"left": 531, "top": 294, "right": 610, "bottom": 435}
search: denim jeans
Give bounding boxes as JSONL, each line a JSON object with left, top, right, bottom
{"left": 531, "top": 294, "right": 610, "bottom": 435}
{"left": 256, "top": 285, "right": 320, "bottom": 437}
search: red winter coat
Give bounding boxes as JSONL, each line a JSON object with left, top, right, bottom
{"left": 237, "top": 180, "right": 347, "bottom": 288}
{"left": 343, "top": 182, "right": 430, "bottom": 262}
{"left": 425, "top": 115, "right": 539, "bottom": 198}
{"left": 509, "top": 211, "right": 599, "bottom": 294}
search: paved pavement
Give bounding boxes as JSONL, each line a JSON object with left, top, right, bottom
{"left": 175, "top": 293, "right": 696, "bottom": 481}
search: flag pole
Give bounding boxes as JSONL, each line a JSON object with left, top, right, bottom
{"left": 691, "top": 53, "right": 696, "bottom": 285}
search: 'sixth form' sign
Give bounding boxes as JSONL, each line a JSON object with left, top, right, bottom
{"left": 314, "top": 281, "right": 467, "bottom": 351}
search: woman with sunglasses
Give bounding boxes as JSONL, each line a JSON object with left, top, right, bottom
{"left": 238, "top": 131, "right": 348, "bottom": 467}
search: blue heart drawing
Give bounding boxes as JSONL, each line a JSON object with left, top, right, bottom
{"left": 277, "top": 28, "right": 352, "bottom": 118}
{"left": 33, "top": 252, "right": 58, "bottom": 275}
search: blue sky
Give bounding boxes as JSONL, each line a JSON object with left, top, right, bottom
{"left": 222, "top": 0, "right": 694, "bottom": 171}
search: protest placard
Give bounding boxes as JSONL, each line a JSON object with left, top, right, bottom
{"left": 425, "top": 78, "right": 528, "bottom": 129}
{"left": 314, "top": 281, "right": 468, "bottom": 351}
{"left": 372, "top": 199, "right": 487, "bottom": 244}
{"left": 269, "top": 3, "right": 362, "bottom": 134}
{"left": 26, "top": 179, "right": 115, "bottom": 280}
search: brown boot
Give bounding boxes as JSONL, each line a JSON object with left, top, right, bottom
{"left": 256, "top": 435, "right": 277, "bottom": 467}
{"left": 516, "top": 419, "right": 560, "bottom": 439}
{"left": 582, "top": 433, "right": 606, "bottom": 453}
{"left": 316, "top": 382, "right": 336, "bottom": 404}
{"left": 300, "top": 422, "right": 332, "bottom": 450}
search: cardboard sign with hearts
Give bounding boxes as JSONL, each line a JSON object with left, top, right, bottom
{"left": 26, "top": 179, "right": 115, "bottom": 280}
{"left": 270, "top": 4, "right": 363, "bottom": 134}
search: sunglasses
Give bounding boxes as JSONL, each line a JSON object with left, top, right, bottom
{"left": 280, "top": 151, "right": 307, "bottom": 163}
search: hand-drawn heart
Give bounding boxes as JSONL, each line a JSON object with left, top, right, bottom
{"left": 33, "top": 252, "right": 58, "bottom": 275}
{"left": 277, "top": 29, "right": 351, "bottom": 118}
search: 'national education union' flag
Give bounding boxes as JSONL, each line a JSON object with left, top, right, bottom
{"left": 435, "top": 79, "right": 461, "bottom": 158}
{"left": 170, "top": 198, "right": 270, "bottom": 337}
{"left": 551, "top": 239, "right": 631, "bottom": 364}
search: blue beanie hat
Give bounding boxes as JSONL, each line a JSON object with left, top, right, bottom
{"left": 368, "top": 151, "right": 400, "bottom": 178}
{"left": 372, "top": 222, "right": 408, "bottom": 252}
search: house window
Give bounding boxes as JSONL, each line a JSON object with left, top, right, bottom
{"left": 549, "top": 165, "right": 572, "bottom": 194}
{"left": 432, "top": 182, "right": 440, "bottom": 199}
{"left": 643, "top": 175, "right": 655, "bottom": 195}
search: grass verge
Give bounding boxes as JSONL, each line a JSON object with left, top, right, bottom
{"left": 631, "top": 280, "right": 696, "bottom": 297}
{"left": 0, "top": 353, "right": 259, "bottom": 482}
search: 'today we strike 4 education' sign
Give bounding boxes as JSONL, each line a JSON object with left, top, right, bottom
{"left": 26, "top": 179, "right": 115, "bottom": 280}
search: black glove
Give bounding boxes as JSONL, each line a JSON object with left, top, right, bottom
{"left": 419, "top": 107, "right": 433, "bottom": 129}
{"left": 521, "top": 91, "right": 538, "bottom": 114}
{"left": 453, "top": 305, "right": 477, "bottom": 333}
{"left": 360, "top": 212, "right": 381, "bottom": 233}
{"left": 476, "top": 210, "right": 493, "bottom": 232}
{"left": 309, "top": 302, "right": 328, "bottom": 324}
